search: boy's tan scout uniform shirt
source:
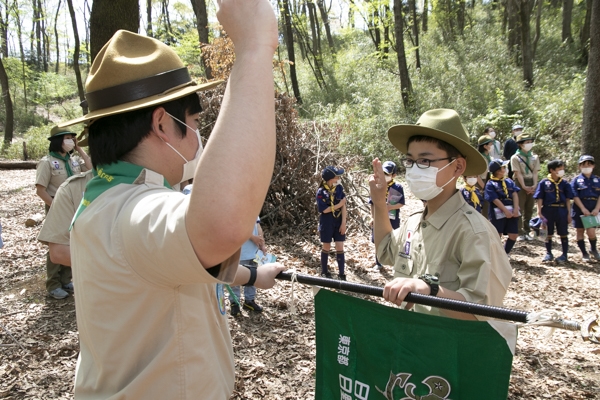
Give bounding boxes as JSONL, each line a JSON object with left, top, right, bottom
{"left": 35, "top": 154, "right": 88, "bottom": 197}
{"left": 70, "top": 169, "right": 239, "bottom": 399}
{"left": 37, "top": 170, "right": 93, "bottom": 246}
{"left": 378, "top": 191, "right": 512, "bottom": 319}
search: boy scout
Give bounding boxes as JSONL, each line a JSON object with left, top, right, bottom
{"left": 370, "top": 109, "right": 512, "bottom": 320}
{"left": 57, "top": 2, "right": 284, "bottom": 398}
{"left": 571, "top": 155, "right": 600, "bottom": 261}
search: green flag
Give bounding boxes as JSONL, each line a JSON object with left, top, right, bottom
{"left": 315, "top": 289, "right": 517, "bottom": 400}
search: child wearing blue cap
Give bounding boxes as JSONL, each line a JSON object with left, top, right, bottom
{"left": 571, "top": 155, "right": 600, "bottom": 261}
{"left": 316, "top": 166, "right": 347, "bottom": 279}
{"left": 461, "top": 175, "right": 483, "bottom": 213}
{"left": 369, "top": 161, "right": 405, "bottom": 271}
{"left": 534, "top": 160, "right": 574, "bottom": 263}
{"left": 485, "top": 159, "right": 521, "bottom": 254}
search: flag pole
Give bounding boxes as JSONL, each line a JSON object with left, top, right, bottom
{"left": 275, "top": 272, "right": 599, "bottom": 344}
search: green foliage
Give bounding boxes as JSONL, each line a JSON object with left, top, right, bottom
{"left": 3, "top": 124, "right": 53, "bottom": 160}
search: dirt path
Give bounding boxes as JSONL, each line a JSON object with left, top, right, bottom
{"left": 1, "top": 169, "right": 598, "bottom": 399}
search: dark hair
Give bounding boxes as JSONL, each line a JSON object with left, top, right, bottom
{"left": 478, "top": 143, "right": 490, "bottom": 153}
{"left": 547, "top": 159, "right": 564, "bottom": 173}
{"left": 483, "top": 127, "right": 494, "bottom": 134}
{"left": 88, "top": 93, "right": 201, "bottom": 168}
{"left": 407, "top": 135, "right": 462, "bottom": 159}
{"left": 48, "top": 135, "right": 65, "bottom": 153}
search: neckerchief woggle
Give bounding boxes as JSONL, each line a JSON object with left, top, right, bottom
{"left": 547, "top": 174, "right": 562, "bottom": 203}
{"left": 490, "top": 175, "right": 509, "bottom": 197}
{"left": 323, "top": 181, "right": 341, "bottom": 218}
{"left": 49, "top": 151, "right": 74, "bottom": 177}
{"left": 70, "top": 161, "right": 172, "bottom": 229}
{"left": 464, "top": 184, "right": 481, "bottom": 208}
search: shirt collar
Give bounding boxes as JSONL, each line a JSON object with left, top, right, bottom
{"left": 423, "top": 191, "right": 465, "bottom": 230}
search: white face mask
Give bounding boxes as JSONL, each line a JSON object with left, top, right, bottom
{"left": 385, "top": 175, "right": 393, "bottom": 183}
{"left": 488, "top": 131, "right": 496, "bottom": 138}
{"left": 466, "top": 177, "right": 478, "bottom": 186}
{"left": 164, "top": 113, "right": 203, "bottom": 184}
{"left": 62, "top": 138, "right": 75, "bottom": 152}
{"left": 522, "top": 143, "right": 534, "bottom": 152}
{"left": 557, "top": 170, "right": 565, "bottom": 178}
{"left": 582, "top": 167, "right": 594, "bottom": 175}
{"left": 405, "top": 159, "right": 457, "bottom": 201}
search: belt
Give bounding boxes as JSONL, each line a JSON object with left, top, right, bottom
{"left": 548, "top": 204, "right": 566, "bottom": 208}
{"left": 583, "top": 197, "right": 598, "bottom": 201}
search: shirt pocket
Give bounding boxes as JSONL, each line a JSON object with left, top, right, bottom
{"left": 51, "top": 169, "right": 66, "bottom": 177}
{"left": 395, "top": 257, "right": 413, "bottom": 277}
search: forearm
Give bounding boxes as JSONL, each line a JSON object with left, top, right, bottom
{"left": 493, "top": 199, "right": 508, "bottom": 213}
{"left": 36, "top": 186, "right": 53, "bottom": 207}
{"left": 232, "top": 264, "right": 252, "bottom": 286}
{"left": 76, "top": 147, "right": 92, "bottom": 170}
{"left": 437, "top": 287, "right": 477, "bottom": 320}
{"left": 49, "top": 243, "right": 71, "bottom": 266}
{"left": 373, "top": 201, "right": 392, "bottom": 248}
{"left": 574, "top": 197, "right": 585, "bottom": 210}
{"left": 536, "top": 199, "right": 543, "bottom": 216}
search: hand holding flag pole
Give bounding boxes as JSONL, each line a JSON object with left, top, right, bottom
{"left": 275, "top": 272, "right": 599, "bottom": 344}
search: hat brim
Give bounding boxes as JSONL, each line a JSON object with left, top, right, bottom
{"left": 58, "top": 80, "right": 224, "bottom": 127}
{"left": 516, "top": 136, "right": 535, "bottom": 143}
{"left": 388, "top": 125, "right": 487, "bottom": 176}
{"left": 47, "top": 131, "right": 75, "bottom": 140}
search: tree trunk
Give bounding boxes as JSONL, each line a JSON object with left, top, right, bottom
{"left": 66, "top": 0, "right": 88, "bottom": 115}
{"left": 0, "top": 55, "right": 13, "bottom": 145}
{"left": 458, "top": 0, "right": 466, "bottom": 36}
{"left": 89, "top": 0, "right": 139, "bottom": 62}
{"left": 408, "top": 0, "right": 420, "bottom": 69}
{"left": 582, "top": 0, "right": 600, "bottom": 161}
{"left": 160, "top": 0, "right": 173, "bottom": 43}
{"left": 0, "top": 5, "right": 7, "bottom": 58}
{"left": 382, "top": 5, "right": 390, "bottom": 55}
{"left": 422, "top": 0, "right": 428, "bottom": 32}
{"left": 307, "top": 1, "right": 321, "bottom": 56}
{"left": 393, "top": 0, "right": 413, "bottom": 111}
{"left": 562, "top": 0, "right": 573, "bottom": 43}
{"left": 54, "top": 0, "right": 61, "bottom": 73}
{"left": 532, "top": 0, "right": 542, "bottom": 59}
{"left": 518, "top": 0, "right": 534, "bottom": 88}
{"left": 12, "top": 0, "right": 27, "bottom": 110}
{"left": 279, "top": 0, "right": 302, "bottom": 104}
{"left": 190, "top": 0, "right": 213, "bottom": 79}
{"left": 507, "top": 0, "right": 521, "bottom": 57}
{"left": 146, "top": 0, "right": 152, "bottom": 37}
{"left": 317, "top": 0, "right": 335, "bottom": 52}
{"left": 581, "top": 0, "right": 592, "bottom": 63}
{"left": 40, "top": 0, "right": 49, "bottom": 72}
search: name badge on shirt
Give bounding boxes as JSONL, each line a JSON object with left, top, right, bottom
{"left": 400, "top": 230, "right": 413, "bottom": 259}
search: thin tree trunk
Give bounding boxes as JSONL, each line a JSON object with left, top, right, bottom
{"left": 307, "top": 1, "right": 320, "bottom": 56}
{"left": 408, "top": 0, "right": 420, "bottom": 69}
{"left": 35, "top": 0, "right": 42, "bottom": 69}
{"left": 458, "top": 0, "right": 466, "bottom": 36}
{"left": 562, "top": 0, "right": 573, "bottom": 43}
{"left": 89, "top": 0, "right": 139, "bottom": 62}
{"left": 191, "top": 0, "right": 213, "bottom": 79}
{"left": 317, "top": 0, "right": 335, "bottom": 52}
{"left": 382, "top": 4, "right": 390, "bottom": 55}
{"left": 40, "top": 0, "right": 49, "bottom": 72}
{"left": 0, "top": 4, "right": 7, "bottom": 57}
{"left": 147, "top": 0, "right": 152, "bottom": 37}
{"left": 582, "top": 0, "right": 600, "bottom": 160}
{"left": 0, "top": 55, "right": 13, "bottom": 145}
{"left": 581, "top": 0, "right": 592, "bottom": 63}
{"left": 280, "top": 0, "right": 302, "bottom": 103}
{"left": 422, "top": 0, "right": 428, "bottom": 32}
{"left": 66, "top": 0, "right": 88, "bottom": 115}
{"left": 508, "top": 0, "right": 520, "bottom": 58}
{"left": 532, "top": 0, "right": 542, "bottom": 59}
{"left": 12, "top": 0, "right": 27, "bottom": 110}
{"left": 393, "top": 0, "right": 413, "bottom": 111}
{"left": 54, "top": 0, "right": 61, "bottom": 73}
{"left": 518, "top": 0, "right": 534, "bottom": 88}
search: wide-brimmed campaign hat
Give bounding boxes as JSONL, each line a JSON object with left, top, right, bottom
{"left": 321, "top": 166, "right": 344, "bottom": 181}
{"left": 48, "top": 126, "right": 76, "bottom": 140}
{"left": 477, "top": 135, "right": 494, "bottom": 146}
{"left": 387, "top": 109, "right": 487, "bottom": 176}
{"left": 516, "top": 133, "right": 535, "bottom": 143}
{"left": 59, "top": 30, "right": 223, "bottom": 127}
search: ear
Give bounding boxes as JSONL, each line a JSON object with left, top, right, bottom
{"left": 150, "top": 107, "right": 171, "bottom": 143}
{"left": 454, "top": 157, "right": 467, "bottom": 176}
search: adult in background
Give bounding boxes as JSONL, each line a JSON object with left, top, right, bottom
{"left": 503, "top": 124, "right": 523, "bottom": 179}
{"left": 35, "top": 126, "right": 90, "bottom": 299}
{"left": 477, "top": 134, "right": 493, "bottom": 217}
{"left": 484, "top": 127, "right": 502, "bottom": 160}
{"left": 57, "top": 0, "right": 284, "bottom": 397}
{"left": 510, "top": 133, "right": 540, "bottom": 241}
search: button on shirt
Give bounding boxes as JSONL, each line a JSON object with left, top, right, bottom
{"left": 534, "top": 178, "right": 574, "bottom": 206}
{"left": 571, "top": 174, "right": 600, "bottom": 201}
{"left": 377, "top": 191, "right": 513, "bottom": 319}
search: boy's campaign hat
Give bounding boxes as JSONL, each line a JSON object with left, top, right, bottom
{"left": 59, "top": 30, "right": 223, "bottom": 127}
{"left": 516, "top": 133, "right": 535, "bottom": 143}
{"left": 321, "top": 166, "right": 344, "bottom": 181}
{"left": 578, "top": 155, "right": 595, "bottom": 164}
{"left": 477, "top": 135, "right": 494, "bottom": 146}
{"left": 512, "top": 124, "right": 524, "bottom": 131}
{"left": 382, "top": 161, "right": 398, "bottom": 175}
{"left": 48, "top": 125, "right": 76, "bottom": 140}
{"left": 387, "top": 109, "right": 487, "bottom": 176}
{"left": 488, "top": 159, "right": 510, "bottom": 174}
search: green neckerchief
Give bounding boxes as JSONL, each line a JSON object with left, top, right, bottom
{"left": 49, "top": 151, "right": 73, "bottom": 177}
{"left": 481, "top": 151, "right": 491, "bottom": 164}
{"left": 71, "top": 161, "right": 172, "bottom": 227}
{"left": 516, "top": 149, "right": 533, "bottom": 173}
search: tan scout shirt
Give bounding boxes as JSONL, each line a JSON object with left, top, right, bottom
{"left": 70, "top": 169, "right": 239, "bottom": 399}
{"left": 510, "top": 152, "right": 540, "bottom": 182}
{"left": 37, "top": 170, "right": 93, "bottom": 246}
{"left": 35, "top": 154, "right": 88, "bottom": 197}
{"left": 378, "top": 191, "right": 512, "bottom": 319}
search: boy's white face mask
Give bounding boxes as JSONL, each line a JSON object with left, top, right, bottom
{"left": 163, "top": 113, "right": 203, "bottom": 184}
{"left": 466, "top": 177, "right": 478, "bottom": 186}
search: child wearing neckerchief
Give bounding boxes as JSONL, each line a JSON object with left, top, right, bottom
{"left": 316, "top": 166, "right": 347, "bottom": 280}
{"left": 461, "top": 175, "right": 483, "bottom": 213}
{"left": 571, "top": 155, "right": 600, "bottom": 261}
{"left": 534, "top": 160, "right": 574, "bottom": 263}
{"left": 484, "top": 159, "right": 521, "bottom": 255}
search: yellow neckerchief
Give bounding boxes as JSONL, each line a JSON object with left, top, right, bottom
{"left": 547, "top": 174, "right": 562, "bottom": 202}
{"left": 323, "top": 181, "right": 341, "bottom": 217}
{"left": 463, "top": 184, "right": 480, "bottom": 208}
{"left": 386, "top": 179, "right": 394, "bottom": 198}
{"left": 490, "top": 175, "right": 508, "bottom": 197}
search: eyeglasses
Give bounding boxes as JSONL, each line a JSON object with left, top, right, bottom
{"left": 400, "top": 157, "right": 455, "bottom": 169}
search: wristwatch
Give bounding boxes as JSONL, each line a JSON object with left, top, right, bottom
{"left": 418, "top": 274, "right": 439, "bottom": 297}
{"left": 245, "top": 266, "right": 257, "bottom": 286}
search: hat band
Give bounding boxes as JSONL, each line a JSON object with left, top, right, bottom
{"left": 85, "top": 67, "right": 193, "bottom": 112}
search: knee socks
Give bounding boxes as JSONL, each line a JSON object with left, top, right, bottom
{"left": 545, "top": 240, "right": 553, "bottom": 254}
{"left": 505, "top": 239, "right": 516, "bottom": 254}
{"left": 560, "top": 236, "right": 569, "bottom": 255}
{"left": 336, "top": 252, "right": 345, "bottom": 275}
{"left": 321, "top": 251, "right": 329, "bottom": 274}
{"left": 577, "top": 239, "right": 587, "bottom": 255}
{"left": 590, "top": 239, "right": 597, "bottom": 252}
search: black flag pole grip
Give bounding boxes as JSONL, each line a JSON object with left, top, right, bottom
{"left": 275, "top": 272, "right": 599, "bottom": 344}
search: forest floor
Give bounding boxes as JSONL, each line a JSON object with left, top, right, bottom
{"left": 1, "top": 169, "right": 599, "bottom": 399}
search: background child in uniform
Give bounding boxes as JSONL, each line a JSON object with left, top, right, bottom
{"left": 461, "top": 175, "right": 482, "bottom": 213}
{"left": 510, "top": 133, "right": 540, "bottom": 241}
{"left": 369, "top": 161, "right": 405, "bottom": 271}
{"left": 316, "top": 166, "right": 347, "bottom": 280}
{"left": 485, "top": 159, "right": 521, "bottom": 255}
{"left": 534, "top": 160, "right": 574, "bottom": 263}
{"left": 571, "top": 155, "right": 600, "bottom": 261}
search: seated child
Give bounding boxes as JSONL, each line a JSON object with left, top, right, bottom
{"left": 484, "top": 159, "right": 521, "bottom": 255}
{"left": 534, "top": 160, "right": 574, "bottom": 263}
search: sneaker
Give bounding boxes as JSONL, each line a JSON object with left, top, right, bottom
{"left": 243, "top": 300, "right": 263, "bottom": 313}
{"left": 62, "top": 282, "right": 74, "bottom": 293}
{"left": 230, "top": 304, "right": 241, "bottom": 317}
{"left": 49, "top": 287, "right": 69, "bottom": 299}
{"left": 338, "top": 274, "right": 347, "bottom": 281}
{"left": 590, "top": 250, "right": 600, "bottom": 260}
{"left": 517, "top": 235, "right": 527, "bottom": 242}
{"left": 582, "top": 253, "right": 591, "bottom": 262}
{"left": 321, "top": 272, "right": 333, "bottom": 279}
{"left": 524, "top": 234, "right": 534, "bottom": 241}
{"left": 555, "top": 255, "right": 568, "bottom": 263}
{"left": 542, "top": 253, "right": 554, "bottom": 262}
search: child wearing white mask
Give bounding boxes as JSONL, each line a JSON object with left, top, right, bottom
{"left": 510, "top": 133, "right": 540, "bottom": 241}
{"left": 460, "top": 175, "right": 483, "bottom": 213}
{"left": 570, "top": 155, "right": 600, "bottom": 261}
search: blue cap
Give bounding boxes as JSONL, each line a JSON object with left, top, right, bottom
{"left": 321, "top": 166, "right": 344, "bottom": 181}
{"left": 578, "top": 155, "right": 595, "bottom": 164}
{"left": 488, "top": 159, "right": 509, "bottom": 174}
{"left": 382, "top": 161, "right": 398, "bottom": 175}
